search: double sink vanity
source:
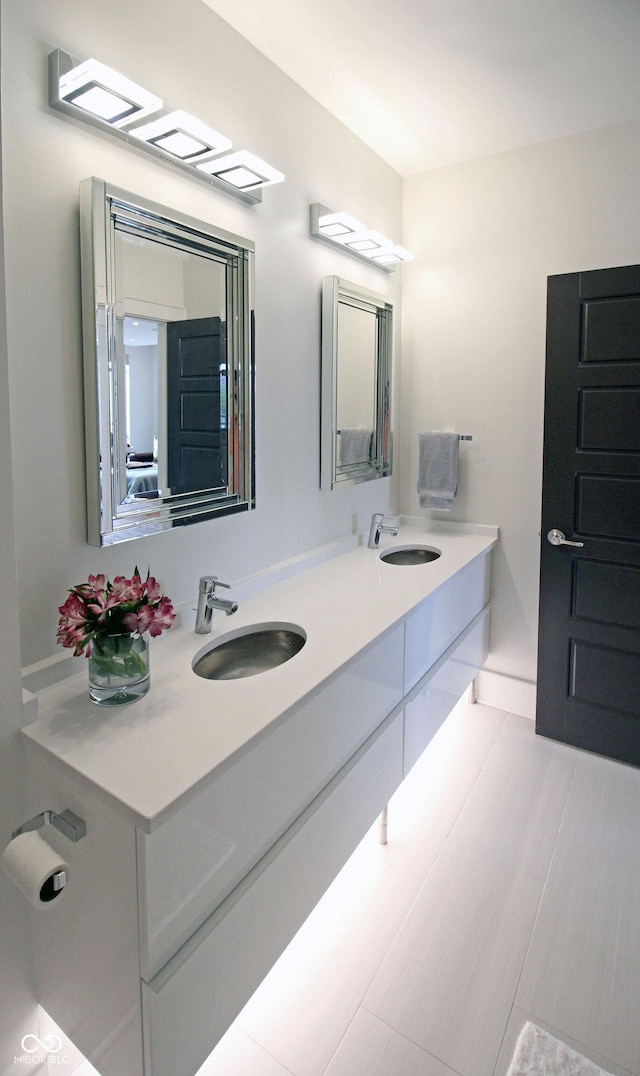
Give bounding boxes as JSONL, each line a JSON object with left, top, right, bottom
{"left": 21, "top": 520, "right": 497, "bottom": 1076}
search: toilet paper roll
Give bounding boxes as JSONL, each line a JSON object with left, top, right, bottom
{"left": 1, "top": 831, "right": 69, "bottom": 908}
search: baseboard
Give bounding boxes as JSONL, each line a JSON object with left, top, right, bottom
{"left": 475, "top": 669, "right": 536, "bottom": 720}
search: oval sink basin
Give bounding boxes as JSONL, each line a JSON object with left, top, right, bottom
{"left": 193, "top": 623, "right": 306, "bottom": 680}
{"left": 380, "top": 545, "right": 441, "bottom": 565}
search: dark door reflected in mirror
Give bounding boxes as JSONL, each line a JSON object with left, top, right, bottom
{"left": 166, "top": 317, "right": 227, "bottom": 496}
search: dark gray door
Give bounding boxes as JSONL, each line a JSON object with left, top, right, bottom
{"left": 167, "top": 317, "right": 227, "bottom": 496}
{"left": 537, "top": 264, "right": 640, "bottom": 764}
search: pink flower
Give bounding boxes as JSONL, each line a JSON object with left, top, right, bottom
{"left": 57, "top": 569, "right": 175, "bottom": 657}
{"left": 86, "top": 591, "right": 122, "bottom": 622}
{"left": 111, "top": 574, "right": 145, "bottom": 603}
{"left": 143, "top": 575, "right": 162, "bottom": 602}
{"left": 57, "top": 593, "right": 93, "bottom": 656}
{"left": 56, "top": 625, "right": 87, "bottom": 657}
{"left": 121, "top": 611, "right": 142, "bottom": 634}
{"left": 148, "top": 596, "right": 176, "bottom": 636}
{"left": 58, "top": 592, "right": 89, "bottom": 628}
{"left": 122, "top": 605, "right": 152, "bottom": 634}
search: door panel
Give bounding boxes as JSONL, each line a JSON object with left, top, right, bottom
{"left": 579, "top": 388, "right": 640, "bottom": 450}
{"left": 582, "top": 297, "right": 640, "bottom": 362}
{"left": 537, "top": 264, "right": 640, "bottom": 764}
{"left": 576, "top": 476, "right": 640, "bottom": 539}
{"left": 570, "top": 642, "right": 640, "bottom": 715}
{"left": 166, "top": 317, "right": 227, "bottom": 496}
{"left": 573, "top": 560, "right": 640, "bottom": 630}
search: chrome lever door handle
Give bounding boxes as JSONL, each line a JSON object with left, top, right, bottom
{"left": 547, "top": 529, "right": 584, "bottom": 548}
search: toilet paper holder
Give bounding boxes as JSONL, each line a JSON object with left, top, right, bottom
{"left": 12, "top": 809, "right": 86, "bottom": 844}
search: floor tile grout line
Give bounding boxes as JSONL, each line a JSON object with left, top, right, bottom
{"left": 349, "top": 1002, "right": 467, "bottom": 1076}
{"left": 349, "top": 706, "right": 514, "bottom": 1076}
{"left": 312, "top": 706, "right": 510, "bottom": 1076}
{"left": 236, "top": 1025, "right": 299, "bottom": 1076}
{"left": 490, "top": 735, "right": 580, "bottom": 1076}
{"left": 395, "top": 706, "right": 577, "bottom": 1076}
{"left": 235, "top": 830, "right": 435, "bottom": 1076}
{"left": 320, "top": 1007, "right": 358, "bottom": 1076}
{"left": 360, "top": 704, "right": 513, "bottom": 988}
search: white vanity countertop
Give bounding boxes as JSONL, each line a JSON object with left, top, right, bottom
{"left": 23, "top": 523, "right": 498, "bottom": 831}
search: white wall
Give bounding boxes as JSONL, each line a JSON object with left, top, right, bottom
{"left": 0, "top": 45, "right": 37, "bottom": 1072}
{"left": 2, "top": 0, "right": 402, "bottom": 669}
{"left": 401, "top": 120, "right": 640, "bottom": 715}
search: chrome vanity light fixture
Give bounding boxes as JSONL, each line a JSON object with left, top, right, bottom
{"left": 310, "top": 204, "right": 414, "bottom": 272}
{"left": 48, "top": 49, "right": 285, "bottom": 204}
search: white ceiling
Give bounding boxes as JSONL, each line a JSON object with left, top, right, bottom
{"left": 202, "top": 0, "right": 640, "bottom": 176}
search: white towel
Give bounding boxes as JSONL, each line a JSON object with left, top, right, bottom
{"left": 417, "top": 431, "right": 458, "bottom": 510}
{"left": 507, "top": 1022, "right": 614, "bottom": 1075}
{"left": 339, "top": 428, "right": 373, "bottom": 466}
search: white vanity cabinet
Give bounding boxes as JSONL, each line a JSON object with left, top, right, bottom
{"left": 23, "top": 628, "right": 406, "bottom": 1076}
{"left": 137, "top": 625, "right": 405, "bottom": 980}
{"left": 21, "top": 525, "right": 497, "bottom": 1076}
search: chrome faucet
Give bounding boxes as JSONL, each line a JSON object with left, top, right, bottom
{"left": 367, "top": 512, "right": 399, "bottom": 549}
{"left": 195, "top": 576, "right": 238, "bottom": 633}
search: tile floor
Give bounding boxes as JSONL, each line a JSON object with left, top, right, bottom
{"left": 195, "top": 698, "right": 640, "bottom": 1076}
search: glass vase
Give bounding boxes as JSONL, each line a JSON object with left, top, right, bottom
{"left": 88, "top": 632, "right": 150, "bottom": 706}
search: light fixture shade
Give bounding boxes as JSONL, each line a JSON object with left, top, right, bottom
{"left": 343, "top": 230, "right": 394, "bottom": 254}
{"left": 198, "top": 151, "right": 285, "bottom": 190}
{"left": 131, "top": 110, "right": 232, "bottom": 161}
{"left": 317, "top": 211, "right": 367, "bottom": 239}
{"left": 57, "top": 57, "right": 162, "bottom": 127}
{"left": 371, "top": 246, "right": 415, "bottom": 264}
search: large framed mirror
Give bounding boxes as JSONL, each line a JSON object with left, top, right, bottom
{"left": 80, "top": 178, "right": 255, "bottom": 546}
{"left": 320, "top": 276, "right": 393, "bottom": 490}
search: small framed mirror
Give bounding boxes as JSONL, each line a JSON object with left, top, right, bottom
{"left": 80, "top": 178, "right": 255, "bottom": 546}
{"left": 320, "top": 276, "right": 393, "bottom": 490}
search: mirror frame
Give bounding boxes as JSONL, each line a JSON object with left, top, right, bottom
{"left": 320, "top": 276, "right": 393, "bottom": 490}
{"left": 79, "top": 177, "right": 255, "bottom": 546}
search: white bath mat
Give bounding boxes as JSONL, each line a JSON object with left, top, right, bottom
{"left": 507, "top": 1022, "right": 615, "bottom": 1075}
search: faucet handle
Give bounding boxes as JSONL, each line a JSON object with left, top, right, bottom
{"left": 199, "top": 575, "right": 231, "bottom": 592}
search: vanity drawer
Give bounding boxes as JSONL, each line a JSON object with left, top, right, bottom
{"left": 404, "top": 552, "right": 491, "bottom": 693}
{"left": 137, "top": 624, "right": 404, "bottom": 978}
{"left": 404, "top": 606, "right": 490, "bottom": 775}
{"left": 142, "top": 710, "right": 403, "bottom": 1076}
